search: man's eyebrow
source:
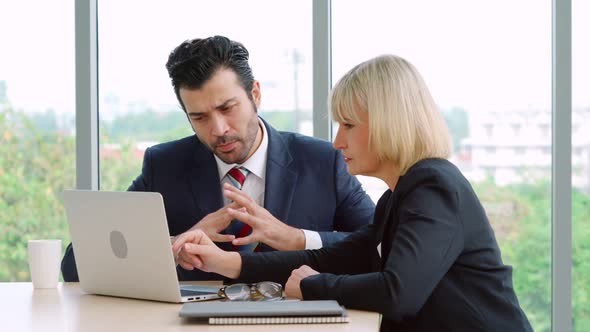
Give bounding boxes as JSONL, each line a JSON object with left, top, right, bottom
{"left": 187, "top": 110, "right": 205, "bottom": 117}
{"left": 215, "top": 98, "right": 238, "bottom": 110}
{"left": 186, "top": 98, "right": 239, "bottom": 117}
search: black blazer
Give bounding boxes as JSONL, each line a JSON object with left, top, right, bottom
{"left": 61, "top": 119, "right": 375, "bottom": 281}
{"left": 238, "top": 158, "right": 532, "bottom": 332}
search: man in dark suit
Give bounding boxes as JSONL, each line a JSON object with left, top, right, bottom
{"left": 61, "top": 35, "right": 374, "bottom": 281}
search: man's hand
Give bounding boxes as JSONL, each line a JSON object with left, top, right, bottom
{"left": 188, "top": 203, "right": 246, "bottom": 242}
{"left": 285, "top": 265, "right": 319, "bottom": 299}
{"left": 171, "top": 230, "right": 242, "bottom": 279}
{"left": 223, "top": 183, "right": 306, "bottom": 251}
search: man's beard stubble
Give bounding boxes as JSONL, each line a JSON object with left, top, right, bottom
{"left": 197, "top": 110, "right": 260, "bottom": 164}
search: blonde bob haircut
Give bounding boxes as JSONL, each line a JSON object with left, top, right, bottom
{"left": 330, "top": 54, "right": 452, "bottom": 175}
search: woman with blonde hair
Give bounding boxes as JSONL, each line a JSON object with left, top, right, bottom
{"left": 172, "top": 55, "right": 533, "bottom": 331}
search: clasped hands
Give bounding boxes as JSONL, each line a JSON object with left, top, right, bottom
{"left": 181, "top": 183, "right": 305, "bottom": 251}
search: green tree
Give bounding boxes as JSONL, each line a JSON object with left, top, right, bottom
{"left": 573, "top": 189, "right": 590, "bottom": 331}
{"left": 442, "top": 107, "right": 469, "bottom": 151}
{"left": 101, "top": 108, "right": 191, "bottom": 142}
{"left": 473, "top": 180, "right": 551, "bottom": 332}
{"left": 0, "top": 107, "right": 75, "bottom": 281}
{"left": 99, "top": 138, "right": 144, "bottom": 191}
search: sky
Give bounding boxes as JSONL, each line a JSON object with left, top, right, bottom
{"left": 0, "top": 0, "right": 588, "bottom": 117}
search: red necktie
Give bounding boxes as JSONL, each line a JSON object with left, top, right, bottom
{"left": 226, "top": 167, "right": 259, "bottom": 252}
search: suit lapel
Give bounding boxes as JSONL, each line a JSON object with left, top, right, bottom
{"left": 262, "top": 119, "right": 298, "bottom": 224}
{"left": 188, "top": 139, "right": 224, "bottom": 215}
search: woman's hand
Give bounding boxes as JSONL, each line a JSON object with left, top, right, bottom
{"left": 285, "top": 265, "right": 320, "bottom": 299}
{"left": 172, "top": 230, "right": 242, "bottom": 279}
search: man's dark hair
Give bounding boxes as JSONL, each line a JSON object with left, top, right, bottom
{"left": 165, "top": 35, "right": 255, "bottom": 112}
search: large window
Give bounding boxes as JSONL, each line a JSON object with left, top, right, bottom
{"left": 0, "top": 1, "right": 75, "bottom": 281}
{"left": 572, "top": 0, "right": 590, "bottom": 330}
{"left": 97, "top": 0, "right": 313, "bottom": 190}
{"left": 333, "top": 1, "right": 552, "bottom": 330}
{"left": 0, "top": 2, "right": 582, "bottom": 331}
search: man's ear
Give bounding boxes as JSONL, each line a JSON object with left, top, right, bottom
{"left": 251, "top": 80, "right": 261, "bottom": 108}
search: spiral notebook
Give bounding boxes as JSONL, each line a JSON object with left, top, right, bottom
{"left": 179, "top": 300, "right": 349, "bottom": 325}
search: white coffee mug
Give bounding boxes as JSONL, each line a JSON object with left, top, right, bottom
{"left": 28, "top": 239, "right": 62, "bottom": 289}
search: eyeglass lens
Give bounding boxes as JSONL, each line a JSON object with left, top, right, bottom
{"left": 256, "top": 282, "right": 282, "bottom": 298}
{"left": 222, "top": 282, "right": 283, "bottom": 301}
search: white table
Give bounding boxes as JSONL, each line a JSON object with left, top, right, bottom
{"left": 0, "top": 282, "right": 381, "bottom": 332}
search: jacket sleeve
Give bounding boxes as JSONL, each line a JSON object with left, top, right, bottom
{"left": 301, "top": 183, "right": 464, "bottom": 322}
{"left": 60, "top": 242, "right": 79, "bottom": 282}
{"left": 127, "top": 147, "right": 152, "bottom": 191}
{"left": 238, "top": 224, "right": 381, "bottom": 285}
{"left": 318, "top": 150, "right": 376, "bottom": 247}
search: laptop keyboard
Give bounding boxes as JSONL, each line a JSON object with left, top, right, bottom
{"left": 180, "top": 289, "right": 218, "bottom": 296}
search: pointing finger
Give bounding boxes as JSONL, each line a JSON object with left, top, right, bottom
{"left": 223, "top": 186, "right": 255, "bottom": 206}
{"left": 209, "top": 233, "right": 236, "bottom": 243}
{"left": 227, "top": 208, "right": 256, "bottom": 227}
{"left": 232, "top": 234, "right": 258, "bottom": 246}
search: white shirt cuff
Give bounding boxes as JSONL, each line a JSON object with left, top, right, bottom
{"left": 302, "top": 229, "right": 323, "bottom": 250}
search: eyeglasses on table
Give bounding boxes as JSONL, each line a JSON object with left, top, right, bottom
{"left": 218, "top": 281, "right": 283, "bottom": 301}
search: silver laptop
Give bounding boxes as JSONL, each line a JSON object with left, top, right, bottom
{"left": 62, "top": 189, "right": 221, "bottom": 303}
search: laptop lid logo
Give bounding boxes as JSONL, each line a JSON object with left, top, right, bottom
{"left": 109, "top": 230, "right": 128, "bottom": 259}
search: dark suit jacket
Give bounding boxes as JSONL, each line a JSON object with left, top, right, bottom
{"left": 237, "top": 158, "right": 533, "bottom": 332}
{"left": 61, "top": 119, "right": 375, "bottom": 281}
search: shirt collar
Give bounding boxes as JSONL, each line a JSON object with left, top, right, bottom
{"left": 214, "top": 118, "right": 268, "bottom": 180}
